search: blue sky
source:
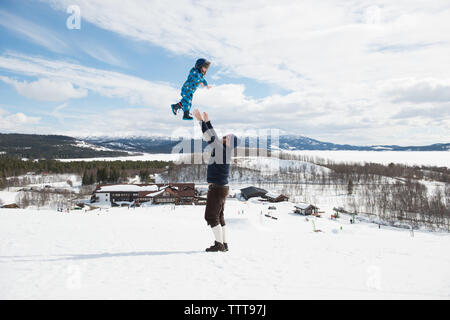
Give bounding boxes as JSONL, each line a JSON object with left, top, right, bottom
{"left": 0, "top": 0, "right": 449, "bottom": 145}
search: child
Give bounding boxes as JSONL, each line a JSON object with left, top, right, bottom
{"left": 171, "top": 58, "right": 211, "bottom": 120}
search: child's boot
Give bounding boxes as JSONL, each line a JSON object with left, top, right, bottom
{"left": 171, "top": 102, "right": 181, "bottom": 115}
{"left": 182, "top": 110, "right": 193, "bottom": 120}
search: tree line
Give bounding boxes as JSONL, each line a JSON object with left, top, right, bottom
{"left": 277, "top": 151, "right": 450, "bottom": 183}
{"left": 0, "top": 155, "right": 172, "bottom": 188}
{"left": 0, "top": 133, "right": 129, "bottom": 159}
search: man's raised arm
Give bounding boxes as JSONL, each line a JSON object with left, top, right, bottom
{"left": 193, "top": 109, "right": 221, "bottom": 148}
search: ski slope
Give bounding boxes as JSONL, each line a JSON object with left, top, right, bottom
{"left": 1, "top": 199, "right": 448, "bottom": 300}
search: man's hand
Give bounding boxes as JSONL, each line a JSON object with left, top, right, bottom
{"left": 206, "top": 85, "right": 212, "bottom": 89}
{"left": 202, "top": 112, "right": 210, "bottom": 122}
{"left": 193, "top": 109, "right": 203, "bottom": 121}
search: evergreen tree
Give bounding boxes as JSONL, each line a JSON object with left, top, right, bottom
{"left": 82, "top": 171, "right": 89, "bottom": 186}
{"left": 97, "top": 168, "right": 107, "bottom": 183}
{"left": 110, "top": 167, "right": 119, "bottom": 183}
{"left": 88, "top": 172, "right": 95, "bottom": 185}
{"left": 139, "top": 170, "right": 149, "bottom": 183}
{"left": 120, "top": 170, "right": 128, "bottom": 183}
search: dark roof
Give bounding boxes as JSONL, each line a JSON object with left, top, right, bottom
{"left": 240, "top": 186, "right": 268, "bottom": 200}
{"left": 1, "top": 203, "right": 19, "bottom": 208}
{"left": 264, "top": 194, "right": 289, "bottom": 199}
{"left": 177, "top": 188, "right": 196, "bottom": 197}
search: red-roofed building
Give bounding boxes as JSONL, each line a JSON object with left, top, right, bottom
{"left": 92, "top": 183, "right": 198, "bottom": 205}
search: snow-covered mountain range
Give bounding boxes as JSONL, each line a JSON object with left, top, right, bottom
{"left": 1, "top": 132, "right": 448, "bottom": 159}
{"left": 84, "top": 135, "right": 450, "bottom": 153}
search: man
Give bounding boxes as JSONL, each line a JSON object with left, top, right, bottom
{"left": 193, "top": 109, "right": 239, "bottom": 252}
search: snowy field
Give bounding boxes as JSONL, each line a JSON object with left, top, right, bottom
{"left": 288, "top": 150, "right": 450, "bottom": 167}
{"left": 0, "top": 190, "right": 19, "bottom": 204}
{"left": 234, "top": 156, "right": 331, "bottom": 174}
{"left": 56, "top": 151, "right": 450, "bottom": 167}
{"left": 1, "top": 199, "right": 449, "bottom": 299}
{"left": 57, "top": 153, "right": 180, "bottom": 162}
{"left": 0, "top": 173, "right": 82, "bottom": 206}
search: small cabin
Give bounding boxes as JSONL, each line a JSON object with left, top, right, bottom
{"left": 293, "top": 203, "right": 319, "bottom": 216}
{"left": 263, "top": 192, "right": 289, "bottom": 203}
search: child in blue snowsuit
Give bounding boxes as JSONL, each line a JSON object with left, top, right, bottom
{"left": 171, "top": 58, "right": 211, "bottom": 120}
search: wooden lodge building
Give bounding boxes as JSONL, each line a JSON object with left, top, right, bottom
{"left": 92, "top": 183, "right": 199, "bottom": 205}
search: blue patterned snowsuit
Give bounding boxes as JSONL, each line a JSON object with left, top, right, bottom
{"left": 179, "top": 67, "right": 208, "bottom": 112}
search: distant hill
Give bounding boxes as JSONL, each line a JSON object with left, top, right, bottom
{"left": 277, "top": 135, "right": 450, "bottom": 151}
{"left": 84, "top": 135, "right": 450, "bottom": 153}
{"left": 84, "top": 136, "right": 182, "bottom": 154}
{"left": 0, "top": 133, "right": 130, "bottom": 159}
{"left": 1, "top": 133, "right": 448, "bottom": 160}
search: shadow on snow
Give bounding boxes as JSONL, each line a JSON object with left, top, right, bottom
{"left": 0, "top": 250, "right": 205, "bottom": 262}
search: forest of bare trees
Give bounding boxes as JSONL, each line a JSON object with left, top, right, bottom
{"left": 166, "top": 153, "right": 449, "bottom": 231}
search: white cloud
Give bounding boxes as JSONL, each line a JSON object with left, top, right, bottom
{"left": 79, "top": 43, "right": 126, "bottom": 68}
{"left": 0, "top": 77, "right": 88, "bottom": 102}
{"left": 0, "top": 9, "right": 68, "bottom": 53}
{"left": 0, "top": 108, "right": 41, "bottom": 131}
{"left": 29, "top": 0, "right": 450, "bottom": 145}
{"left": 0, "top": 50, "right": 447, "bottom": 144}
{"left": 42, "top": 0, "right": 450, "bottom": 92}
{"left": 0, "top": 9, "right": 125, "bottom": 67}
{"left": 384, "top": 78, "right": 450, "bottom": 103}
{"left": 0, "top": 53, "right": 177, "bottom": 108}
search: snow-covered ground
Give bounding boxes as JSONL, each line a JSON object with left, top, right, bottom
{"left": 0, "top": 190, "right": 19, "bottom": 204}
{"left": 288, "top": 150, "right": 450, "bottom": 167}
{"left": 24, "top": 174, "right": 81, "bottom": 190}
{"left": 1, "top": 199, "right": 448, "bottom": 299}
{"left": 0, "top": 174, "right": 82, "bottom": 206}
{"left": 57, "top": 153, "right": 181, "bottom": 162}
{"left": 72, "top": 140, "right": 116, "bottom": 152}
{"left": 55, "top": 150, "right": 450, "bottom": 167}
{"left": 234, "top": 156, "right": 331, "bottom": 175}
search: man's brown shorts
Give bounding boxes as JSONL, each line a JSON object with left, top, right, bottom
{"left": 204, "top": 183, "right": 229, "bottom": 227}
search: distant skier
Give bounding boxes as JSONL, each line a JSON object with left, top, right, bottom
{"left": 193, "top": 109, "right": 239, "bottom": 252}
{"left": 171, "top": 59, "right": 211, "bottom": 120}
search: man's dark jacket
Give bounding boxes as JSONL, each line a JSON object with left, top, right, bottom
{"left": 200, "top": 120, "right": 238, "bottom": 185}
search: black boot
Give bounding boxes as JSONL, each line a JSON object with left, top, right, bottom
{"left": 182, "top": 110, "right": 193, "bottom": 120}
{"left": 171, "top": 103, "right": 181, "bottom": 115}
{"left": 205, "top": 241, "right": 225, "bottom": 252}
{"left": 223, "top": 243, "right": 229, "bottom": 252}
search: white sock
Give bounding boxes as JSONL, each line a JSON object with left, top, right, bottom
{"left": 222, "top": 225, "right": 227, "bottom": 244}
{"left": 211, "top": 225, "right": 223, "bottom": 244}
